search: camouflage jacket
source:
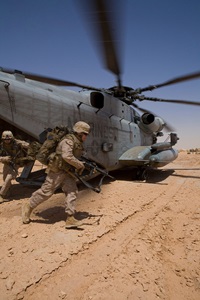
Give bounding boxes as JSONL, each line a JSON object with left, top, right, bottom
{"left": 47, "top": 133, "right": 84, "bottom": 172}
{"left": 0, "top": 139, "right": 29, "bottom": 165}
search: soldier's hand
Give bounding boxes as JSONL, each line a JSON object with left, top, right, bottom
{"left": 16, "top": 157, "right": 33, "bottom": 166}
{"left": 1, "top": 156, "right": 12, "bottom": 163}
{"left": 77, "top": 163, "right": 85, "bottom": 175}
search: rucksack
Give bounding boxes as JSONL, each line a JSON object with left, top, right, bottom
{"left": 35, "top": 126, "right": 69, "bottom": 165}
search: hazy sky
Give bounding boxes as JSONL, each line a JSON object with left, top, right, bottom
{"left": 0, "top": 0, "right": 200, "bottom": 149}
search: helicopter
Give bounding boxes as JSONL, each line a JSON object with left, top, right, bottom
{"left": 0, "top": 0, "right": 200, "bottom": 184}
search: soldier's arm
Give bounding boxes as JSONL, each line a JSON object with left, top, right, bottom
{"left": 0, "top": 146, "right": 10, "bottom": 162}
{"left": 59, "top": 139, "right": 84, "bottom": 170}
{"left": 0, "top": 156, "right": 11, "bottom": 163}
{"left": 15, "top": 139, "right": 30, "bottom": 149}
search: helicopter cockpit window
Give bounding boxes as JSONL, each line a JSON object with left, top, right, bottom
{"left": 130, "top": 106, "right": 140, "bottom": 123}
{"left": 90, "top": 92, "right": 104, "bottom": 109}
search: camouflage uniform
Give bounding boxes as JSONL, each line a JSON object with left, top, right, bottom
{"left": 0, "top": 133, "right": 29, "bottom": 200}
{"left": 29, "top": 133, "right": 85, "bottom": 215}
{"left": 22, "top": 121, "right": 90, "bottom": 227}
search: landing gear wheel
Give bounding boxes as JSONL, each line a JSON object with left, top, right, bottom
{"left": 136, "top": 167, "right": 148, "bottom": 181}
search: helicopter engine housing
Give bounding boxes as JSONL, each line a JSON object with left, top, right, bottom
{"left": 139, "top": 113, "right": 165, "bottom": 133}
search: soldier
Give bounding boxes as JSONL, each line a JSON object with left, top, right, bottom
{"left": 22, "top": 121, "right": 90, "bottom": 229}
{"left": 0, "top": 130, "right": 29, "bottom": 203}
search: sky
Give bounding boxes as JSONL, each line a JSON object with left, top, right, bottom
{"left": 0, "top": 0, "right": 200, "bottom": 149}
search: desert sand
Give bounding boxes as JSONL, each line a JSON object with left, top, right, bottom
{"left": 0, "top": 151, "right": 200, "bottom": 300}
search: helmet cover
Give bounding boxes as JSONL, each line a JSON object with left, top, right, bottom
{"left": 1, "top": 131, "right": 14, "bottom": 140}
{"left": 73, "top": 121, "right": 90, "bottom": 134}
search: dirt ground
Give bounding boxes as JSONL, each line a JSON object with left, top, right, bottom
{"left": 0, "top": 151, "right": 200, "bottom": 300}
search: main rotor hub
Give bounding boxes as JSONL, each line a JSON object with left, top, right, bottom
{"left": 108, "top": 86, "right": 136, "bottom": 101}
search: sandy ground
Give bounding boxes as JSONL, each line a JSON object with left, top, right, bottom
{"left": 0, "top": 152, "right": 200, "bottom": 300}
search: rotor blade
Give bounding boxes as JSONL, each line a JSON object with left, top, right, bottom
{"left": 137, "top": 71, "right": 200, "bottom": 93}
{"left": 78, "top": 0, "right": 123, "bottom": 87}
{"left": 1, "top": 67, "right": 102, "bottom": 91}
{"left": 131, "top": 103, "right": 175, "bottom": 132}
{"left": 138, "top": 96, "right": 200, "bottom": 106}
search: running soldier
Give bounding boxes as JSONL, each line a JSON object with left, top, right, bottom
{"left": 0, "top": 131, "right": 29, "bottom": 203}
{"left": 22, "top": 121, "right": 90, "bottom": 229}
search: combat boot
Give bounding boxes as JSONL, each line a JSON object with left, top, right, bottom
{"left": 0, "top": 195, "right": 4, "bottom": 204}
{"left": 22, "top": 202, "right": 33, "bottom": 224}
{"left": 65, "top": 215, "right": 84, "bottom": 229}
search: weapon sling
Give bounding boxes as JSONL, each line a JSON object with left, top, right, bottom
{"left": 68, "top": 168, "right": 114, "bottom": 193}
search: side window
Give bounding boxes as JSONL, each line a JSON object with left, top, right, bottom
{"left": 131, "top": 107, "right": 140, "bottom": 123}
{"left": 90, "top": 92, "right": 104, "bottom": 109}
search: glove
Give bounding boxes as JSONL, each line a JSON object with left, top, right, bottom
{"left": 77, "top": 163, "right": 85, "bottom": 175}
{"left": 16, "top": 157, "right": 34, "bottom": 166}
{"left": 1, "top": 156, "right": 12, "bottom": 163}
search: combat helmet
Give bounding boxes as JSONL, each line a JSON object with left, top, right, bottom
{"left": 73, "top": 121, "right": 90, "bottom": 134}
{"left": 1, "top": 131, "right": 14, "bottom": 140}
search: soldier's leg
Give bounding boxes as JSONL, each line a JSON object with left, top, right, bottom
{"left": 22, "top": 170, "right": 64, "bottom": 223}
{"left": 29, "top": 171, "right": 62, "bottom": 208}
{"left": 62, "top": 174, "right": 78, "bottom": 216}
{"left": 62, "top": 175, "right": 85, "bottom": 229}
{"left": 0, "top": 164, "right": 18, "bottom": 201}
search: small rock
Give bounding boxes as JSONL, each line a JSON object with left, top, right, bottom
{"left": 59, "top": 290, "right": 67, "bottom": 299}
{"left": 21, "top": 233, "right": 28, "bottom": 238}
{"left": 6, "top": 278, "right": 15, "bottom": 290}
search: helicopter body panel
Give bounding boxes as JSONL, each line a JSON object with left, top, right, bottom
{"left": 119, "top": 145, "right": 178, "bottom": 168}
{"left": 149, "top": 148, "right": 179, "bottom": 167}
{"left": 0, "top": 70, "right": 159, "bottom": 172}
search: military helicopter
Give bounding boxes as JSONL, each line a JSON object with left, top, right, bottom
{"left": 0, "top": 0, "right": 200, "bottom": 184}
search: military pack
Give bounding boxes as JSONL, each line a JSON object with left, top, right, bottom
{"left": 35, "top": 126, "right": 69, "bottom": 165}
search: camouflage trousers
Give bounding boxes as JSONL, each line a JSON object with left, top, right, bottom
{"left": 0, "top": 164, "right": 18, "bottom": 197}
{"left": 29, "top": 170, "right": 78, "bottom": 216}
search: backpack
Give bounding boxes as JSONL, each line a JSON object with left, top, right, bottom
{"left": 35, "top": 126, "right": 69, "bottom": 165}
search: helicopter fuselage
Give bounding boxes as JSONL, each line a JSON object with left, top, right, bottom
{"left": 0, "top": 70, "right": 178, "bottom": 172}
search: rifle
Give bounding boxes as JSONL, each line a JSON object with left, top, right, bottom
{"left": 1, "top": 144, "right": 26, "bottom": 174}
{"left": 69, "top": 157, "right": 115, "bottom": 193}
{"left": 81, "top": 156, "right": 114, "bottom": 178}
{"left": 8, "top": 150, "right": 22, "bottom": 174}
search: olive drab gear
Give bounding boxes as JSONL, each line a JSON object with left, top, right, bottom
{"left": 36, "top": 126, "right": 69, "bottom": 165}
{"left": 28, "top": 141, "right": 42, "bottom": 157}
{"left": 73, "top": 121, "right": 90, "bottom": 134}
{"left": 1, "top": 131, "right": 14, "bottom": 140}
{"left": 21, "top": 141, "right": 42, "bottom": 164}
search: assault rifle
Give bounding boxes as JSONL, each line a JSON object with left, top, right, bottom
{"left": 1, "top": 149, "right": 21, "bottom": 174}
{"left": 1, "top": 144, "right": 28, "bottom": 174}
{"left": 73, "top": 156, "right": 115, "bottom": 193}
